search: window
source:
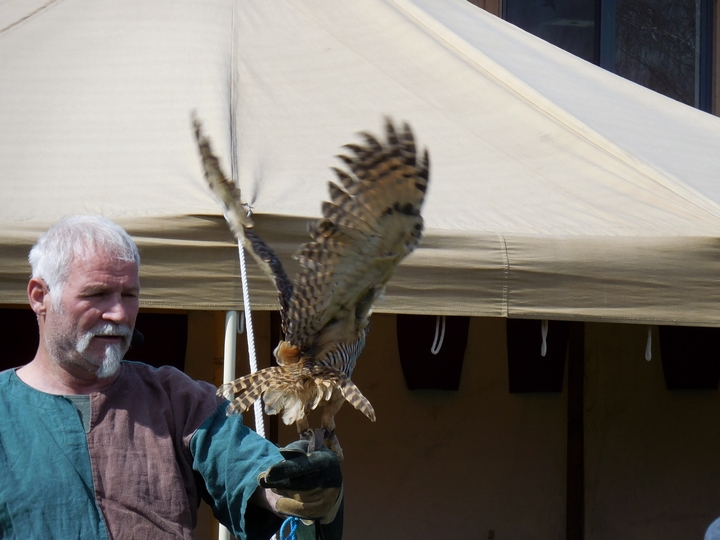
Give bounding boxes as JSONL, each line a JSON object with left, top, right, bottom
{"left": 505, "top": 0, "right": 598, "bottom": 62}
{"left": 503, "top": 0, "right": 714, "bottom": 111}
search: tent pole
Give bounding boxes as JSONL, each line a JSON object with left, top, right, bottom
{"left": 223, "top": 310, "right": 238, "bottom": 391}
{"left": 218, "top": 310, "right": 238, "bottom": 540}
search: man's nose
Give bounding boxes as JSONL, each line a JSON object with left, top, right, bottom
{"left": 102, "top": 295, "right": 130, "bottom": 324}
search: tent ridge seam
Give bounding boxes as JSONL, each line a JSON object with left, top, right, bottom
{"left": 0, "top": 0, "right": 59, "bottom": 35}
{"left": 229, "top": 0, "right": 239, "bottom": 183}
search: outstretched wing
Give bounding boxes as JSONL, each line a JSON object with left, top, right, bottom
{"left": 193, "top": 115, "right": 294, "bottom": 328}
{"left": 193, "top": 115, "right": 252, "bottom": 235}
{"left": 286, "top": 118, "right": 429, "bottom": 349}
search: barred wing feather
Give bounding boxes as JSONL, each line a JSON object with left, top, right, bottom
{"left": 286, "top": 119, "right": 429, "bottom": 348}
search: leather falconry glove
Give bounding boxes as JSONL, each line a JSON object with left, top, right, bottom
{"left": 259, "top": 439, "right": 343, "bottom": 537}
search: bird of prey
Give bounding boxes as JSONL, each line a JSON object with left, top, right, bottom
{"left": 193, "top": 116, "right": 429, "bottom": 459}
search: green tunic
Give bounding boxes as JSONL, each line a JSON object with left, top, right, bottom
{"left": 0, "top": 361, "right": 283, "bottom": 540}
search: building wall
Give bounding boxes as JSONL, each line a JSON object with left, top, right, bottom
{"left": 584, "top": 323, "right": 720, "bottom": 539}
{"left": 326, "top": 314, "right": 568, "bottom": 540}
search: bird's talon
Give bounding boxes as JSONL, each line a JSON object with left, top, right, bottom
{"left": 325, "top": 431, "right": 344, "bottom": 461}
{"left": 308, "top": 428, "right": 326, "bottom": 453}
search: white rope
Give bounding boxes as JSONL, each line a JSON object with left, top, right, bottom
{"left": 238, "top": 242, "right": 266, "bottom": 439}
{"left": 238, "top": 243, "right": 279, "bottom": 540}
{"left": 540, "top": 319, "right": 549, "bottom": 357}
{"left": 430, "top": 315, "right": 446, "bottom": 355}
{"left": 645, "top": 325, "right": 652, "bottom": 361}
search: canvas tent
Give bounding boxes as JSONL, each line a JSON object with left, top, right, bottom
{"left": 5, "top": 1, "right": 720, "bottom": 540}
{"left": 2, "top": 0, "right": 720, "bottom": 326}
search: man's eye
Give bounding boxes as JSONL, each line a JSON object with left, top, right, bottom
{"left": 84, "top": 291, "right": 109, "bottom": 298}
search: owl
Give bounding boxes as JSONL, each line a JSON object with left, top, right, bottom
{"left": 193, "top": 116, "right": 429, "bottom": 459}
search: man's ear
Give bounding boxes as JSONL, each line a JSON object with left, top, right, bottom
{"left": 28, "top": 278, "right": 50, "bottom": 316}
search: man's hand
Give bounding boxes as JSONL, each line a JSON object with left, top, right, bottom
{"left": 259, "top": 439, "right": 343, "bottom": 526}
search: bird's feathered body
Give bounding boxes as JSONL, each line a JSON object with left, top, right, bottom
{"left": 193, "top": 116, "right": 429, "bottom": 458}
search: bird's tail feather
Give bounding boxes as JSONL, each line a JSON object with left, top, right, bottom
{"left": 218, "top": 364, "right": 376, "bottom": 424}
{"left": 217, "top": 366, "right": 285, "bottom": 416}
{"left": 264, "top": 377, "right": 334, "bottom": 425}
{"left": 336, "top": 372, "right": 376, "bottom": 422}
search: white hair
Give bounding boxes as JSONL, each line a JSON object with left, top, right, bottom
{"left": 29, "top": 216, "right": 140, "bottom": 300}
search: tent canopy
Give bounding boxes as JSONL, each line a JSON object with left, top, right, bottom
{"left": 2, "top": 0, "right": 720, "bottom": 325}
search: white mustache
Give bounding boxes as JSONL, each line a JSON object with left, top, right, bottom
{"left": 90, "top": 323, "right": 133, "bottom": 340}
{"left": 76, "top": 323, "right": 133, "bottom": 355}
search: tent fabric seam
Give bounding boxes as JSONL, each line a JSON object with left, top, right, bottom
{"left": 499, "top": 232, "right": 509, "bottom": 317}
{"left": 230, "top": 0, "right": 239, "bottom": 183}
{"left": 0, "top": 0, "right": 59, "bottom": 35}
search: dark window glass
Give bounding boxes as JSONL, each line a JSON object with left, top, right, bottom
{"left": 503, "top": 0, "right": 713, "bottom": 110}
{"left": 614, "top": 0, "right": 709, "bottom": 108}
{"left": 504, "top": 0, "right": 598, "bottom": 62}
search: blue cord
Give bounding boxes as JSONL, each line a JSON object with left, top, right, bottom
{"left": 279, "top": 516, "right": 301, "bottom": 540}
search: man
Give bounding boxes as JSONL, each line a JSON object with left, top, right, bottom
{"left": 0, "top": 216, "right": 342, "bottom": 539}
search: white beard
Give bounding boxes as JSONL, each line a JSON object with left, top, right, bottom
{"left": 75, "top": 323, "right": 131, "bottom": 379}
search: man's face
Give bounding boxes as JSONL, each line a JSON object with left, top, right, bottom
{"left": 43, "top": 250, "right": 140, "bottom": 379}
